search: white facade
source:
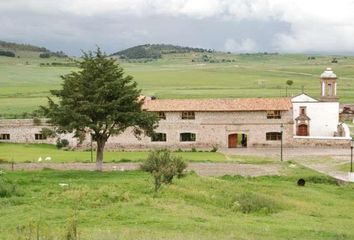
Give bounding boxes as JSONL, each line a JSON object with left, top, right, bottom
{"left": 292, "top": 94, "right": 340, "bottom": 137}
{"left": 291, "top": 68, "right": 350, "bottom": 140}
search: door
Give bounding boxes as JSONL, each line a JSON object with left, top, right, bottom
{"left": 297, "top": 124, "right": 308, "bottom": 136}
{"left": 228, "top": 134, "right": 238, "bottom": 148}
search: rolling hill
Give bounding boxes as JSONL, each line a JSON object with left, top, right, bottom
{"left": 0, "top": 40, "right": 67, "bottom": 58}
{"left": 111, "top": 44, "right": 212, "bottom": 59}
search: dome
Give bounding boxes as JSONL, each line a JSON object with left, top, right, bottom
{"left": 320, "top": 67, "right": 337, "bottom": 78}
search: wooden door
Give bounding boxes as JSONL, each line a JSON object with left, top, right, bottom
{"left": 228, "top": 134, "right": 238, "bottom": 148}
{"left": 297, "top": 124, "right": 308, "bottom": 136}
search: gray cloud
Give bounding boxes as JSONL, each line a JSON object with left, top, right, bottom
{"left": 0, "top": 0, "right": 353, "bottom": 55}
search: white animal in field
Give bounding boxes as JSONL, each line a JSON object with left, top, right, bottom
{"left": 38, "top": 157, "right": 42, "bottom": 162}
{"left": 59, "top": 183, "right": 68, "bottom": 187}
{"left": 45, "top": 157, "right": 52, "bottom": 161}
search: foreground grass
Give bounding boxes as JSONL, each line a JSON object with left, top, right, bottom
{"left": 0, "top": 143, "right": 226, "bottom": 163}
{"left": 0, "top": 165, "right": 353, "bottom": 239}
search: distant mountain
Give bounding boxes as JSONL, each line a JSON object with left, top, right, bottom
{"left": 112, "top": 44, "right": 213, "bottom": 59}
{"left": 0, "top": 40, "right": 67, "bottom": 58}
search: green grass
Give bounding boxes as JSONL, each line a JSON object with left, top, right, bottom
{"left": 1, "top": 52, "right": 354, "bottom": 116}
{"left": 227, "top": 155, "right": 279, "bottom": 164}
{"left": 337, "top": 163, "right": 353, "bottom": 172}
{"left": 0, "top": 165, "right": 353, "bottom": 239}
{"left": 0, "top": 143, "right": 226, "bottom": 163}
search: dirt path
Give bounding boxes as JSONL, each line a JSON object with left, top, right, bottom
{"left": 222, "top": 148, "right": 354, "bottom": 182}
{"left": 0, "top": 162, "right": 281, "bottom": 177}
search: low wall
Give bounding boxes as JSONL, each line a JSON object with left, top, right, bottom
{"left": 292, "top": 136, "right": 351, "bottom": 148}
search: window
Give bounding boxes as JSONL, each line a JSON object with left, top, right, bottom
{"left": 180, "top": 132, "right": 196, "bottom": 142}
{"left": 156, "top": 112, "right": 166, "bottom": 120}
{"left": 182, "top": 111, "right": 195, "bottom": 120}
{"left": 0, "top": 134, "right": 10, "bottom": 140}
{"left": 35, "top": 133, "right": 46, "bottom": 140}
{"left": 266, "top": 132, "right": 282, "bottom": 141}
{"left": 267, "top": 110, "right": 281, "bottom": 119}
{"left": 151, "top": 133, "right": 167, "bottom": 142}
{"left": 300, "top": 106, "right": 306, "bottom": 115}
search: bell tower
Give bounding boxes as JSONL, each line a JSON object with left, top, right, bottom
{"left": 320, "top": 67, "right": 338, "bottom": 102}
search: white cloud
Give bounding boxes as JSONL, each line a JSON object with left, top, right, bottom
{"left": 224, "top": 38, "right": 258, "bottom": 53}
{"left": 1, "top": 0, "right": 354, "bottom": 53}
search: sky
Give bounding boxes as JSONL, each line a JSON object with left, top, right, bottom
{"left": 1, "top": 0, "right": 354, "bottom": 55}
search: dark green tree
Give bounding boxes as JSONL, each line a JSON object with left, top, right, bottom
{"left": 42, "top": 48, "right": 158, "bottom": 170}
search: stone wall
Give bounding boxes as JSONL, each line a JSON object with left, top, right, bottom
{"left": 293, "top": 136, "right": 351, "bottom": 148}
{"left": 0, "top": 110, "right": 348, "bottom": 149}
{"left": 0, "top": 119, "right": 77, "bottom": 145}
{"left": 78, "top": 110, "right": 294, "bottom": 150}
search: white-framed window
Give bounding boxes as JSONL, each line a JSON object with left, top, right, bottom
{"left": 0, "top": 134, "right": 10, "bottom": 140}
{"left": 266, "top": 132, "right": 282, "bottom": 141}
{"left": 180, "top": 132, "right": 196, "bottom": 142}
{"left": 267, "top": 110, "right": 281, "bottom": 119}
{"left": 182, "top": 111, "right": 195, "bottom": 120}
{"left": 151, "top": 133, "right": 167, "bottom": 142}
{"left": 35, "top": 133, "right": 46, "bottom": 140}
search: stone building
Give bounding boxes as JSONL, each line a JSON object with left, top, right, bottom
{"left": 0, "top": 68, "right": 351, "bottom": 149}
{"left": 102, "top": 98, "right": 293, "bottom": 149}
{"left": 0, "top": 98, "right": 293, "bottom": 150}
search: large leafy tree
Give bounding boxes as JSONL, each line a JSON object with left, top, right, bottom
{"left": 42, "top": 48, "right": 158, "bottom": 170}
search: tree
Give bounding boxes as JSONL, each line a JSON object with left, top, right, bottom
{"left": 286, "top": 80, "right": 294, "bottom": 87}
{"left": 42, "top": 48, "right": 158, "bottom": 170}
{"left": 285, "top": 80, "right": 294, "bottom": 96}
{"left": 141, "top": 150, "right": 187, "bottom": 192}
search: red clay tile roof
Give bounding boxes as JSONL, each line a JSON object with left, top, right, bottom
{"left": 143, "top": 98, "right": 292, "bottom": 112}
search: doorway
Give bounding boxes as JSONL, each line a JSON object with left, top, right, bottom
{"left": 228, "top": 133, "right": 247, "bottom": 148}
{"left": 297, "top": 124, "right": 308, "bottom": 136}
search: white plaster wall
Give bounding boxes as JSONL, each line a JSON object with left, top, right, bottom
{"left": 292, "top": 102, "right": 339, "bottom": 137}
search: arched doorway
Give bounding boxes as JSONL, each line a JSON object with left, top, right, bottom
{"left": 228, "top": 133, "right": 247, "bottom": 148}
{"left": 297, "top": 124, "right": 308, "bottom": 136}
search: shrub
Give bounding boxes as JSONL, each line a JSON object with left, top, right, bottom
{"left": 56, "top": 138, "right": 69, "bottom": 149}
{"left": 0, "top": 177, "right": 23, "bottom": 198}
{"left": 33, "top": 117, "right": 41, "bottom": 125}
{"left": 191, "top": 147, "right": 197, "bottom": 152}
{"left": 210, "top": 145, "right": 218, "bottom": 152}
{"left": 141, "top": 149, "right": 187, "bottom": 192}
{"left": 232, "top": 192, "right": 279, "bottom": 214}
{"left": 65, "top": 212, "right": 79, "bottom": 240}
{"left": 39, "top": 52, "right": 51, "bottom": 58}
{"left": 0, "top": 50, "right": 15, "bottom": 57}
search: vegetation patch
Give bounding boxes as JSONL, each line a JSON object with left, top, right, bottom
{"left": 0, "top": 174, "right": 23, "bottom": 198}
{"left": 232, "top": 191, "right": 280, "bottom": 214}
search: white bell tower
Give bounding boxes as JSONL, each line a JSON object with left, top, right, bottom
{"left": 320, "top": 67, "right": 338, "bottom": 102}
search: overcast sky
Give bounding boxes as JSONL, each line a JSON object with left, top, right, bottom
{"left": 1, "top": 0, "right": 354, "bottom": 55}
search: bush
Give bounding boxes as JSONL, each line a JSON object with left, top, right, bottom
{"left": 39, "top": 52, "right": 51, "bottom": 58}
{"left": 0, "top": 50, "right": 15, "bottom": 57}
{"left": 141, "top": 149, "right": 187, "bottom": 192}
{"left": 232, "top": 192, "right": 279, "bottom": 214}
{"left": 210, "top": 145, "right": 218, "bottom": 152}
{"left": 0, "top": 177, "right": 23, "bottom": 198}
{"left": 56, "top": 139, "right": 70, "bottom": 149}
{"left": 33, "top": 117, "right": 41, "bottom": 125}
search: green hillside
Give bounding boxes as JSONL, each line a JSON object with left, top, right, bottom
{"left": 0, "top": 40, "right": 48, "bottom": 52}
{"left": 0, "top": 40, "right": 67, "bottom": 58}
{"left": 1, "top": 42, "right": 354, "bottom": 118}
{"left": 112, "top": 44, "right": 211, "bottom": 59}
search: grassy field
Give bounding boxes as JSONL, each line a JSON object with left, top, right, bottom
{"left": 0, "top": 165, "right": 353, "bottom": 239}
{"left": 0, "top": 143, "right": 226, "bottom": 163}
{"left": 1, "top": 51, "right": 354, "bottom": 116}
